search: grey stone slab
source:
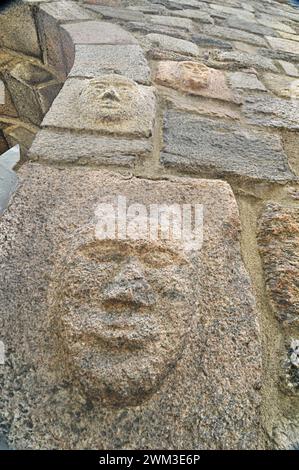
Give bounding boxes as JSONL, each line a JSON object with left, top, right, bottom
{"left": 278, "top": 60, "right": 299, "bottom": 77}
{"left": 226, "top": 16, "right": 277, "bottom": 37}
{"left": 69, "top": 45, "right": 151, "bottom": 84}
{"left": 42, "top": 76, "right": 156, "bottom": 138}
{"left": 192, "top": 34, "right": 232, "bottom": 50}
{"left": 146, "top": 34, "right": 198, "bottom": 56}
{"left": 62, "top": 21, "right": 138, "bottom": 45}
{"left": 228, "top": 72, "right": 266, "bottom": 91}
{"left": 168, "top": 9, "right": 214, "bottom": 24}
{"left": 243, "top": 95, "right": 299, "bottom": 130}
{"left": 258, "top": 47, "right": 299, "bottom": 64}
{"left": 0, "top": 3, "right": 41, "bottom": 58}
{"left": 0, "top": 163, "right": 18, "bottom": 216}
{"left": 29, "top": 128, "right": 152, "bottom": 167}
{"left": 266, "top": 36, "right": 299, "bottom": 56}
{"left": 146, "top": 15, "right": 194, "bottom": 31}
{"left": 0, "top": 164, "right": 262, "bottom": 449}
{"left": 39, "top": 1, "right": 94, "bottom": 22}
{"left": 214, "top": 50, "right": 278, "bottom": 73}
{"left": 85, "top": 5, "right": 146, "bottom": 22}
{"left": 127, "top": 22, "right": 188, "bottom": 40}
{"left": 161, "top": 111, "right": 295, "bottom": 181}
{"left": 201, "top": 25, "right": 267, "bottom": 47}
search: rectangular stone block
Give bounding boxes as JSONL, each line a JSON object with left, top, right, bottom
{"left": 69, "top": 45, "right": 151, "bottom": 84}
{"left": 62, "top": 21, "right": 138, "bottom": 45}
{"left": 258, "top": 203, "right": 299, "bottom": 323}
{"left": 201, "top": 25, "right": 267, "bottom": 47}
{"left": 29, "top": 128, "right": 152, "bottom": 167}
{"left": 42, "top": 77, "right": 156, "bottom": 138}
{"left": 0, "top": 164, "right": 262, "bottom": 449}
{"left": 85, "top": 5, "right": 145, "bottom": 21}
{"left": 39, "top": 0, "right": 94, "bottom": 23}
{"left": 0, "top": 3, "right": 41, "bottom": 58}
{"left": 243, "top": 95, "right": 299, "bottom": 130}
{"left": 266, "top": 36, "right": 299, "bottom": 56}
{"left": 146, "top": 33, "right": 198, "bottom": 56}
{"left": 161, "top": 111, "right": 296, "bottom": 181}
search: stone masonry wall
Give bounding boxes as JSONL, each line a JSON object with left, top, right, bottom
{"left": 0, "top": 0, "right": 299, "bottom": 449}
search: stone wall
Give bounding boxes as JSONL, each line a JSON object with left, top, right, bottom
{"left": 0, "top": 0, "right": 299, "bottom": 450}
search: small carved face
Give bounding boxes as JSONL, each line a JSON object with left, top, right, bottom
{"left": 177, "top": 62, "right": 210, "bottom": 90}
{"left": 79, "top": 75, "right": 143, "bottom": 121}
{"left": 50, "top": 236, "right": 195, "bottom": 406}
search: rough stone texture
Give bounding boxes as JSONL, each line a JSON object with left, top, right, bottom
{"left": 146, "top": 33, "right": 198, "bottom": 56}
{"left": 4, "top": 124, "right": 37, "bottom": 160}
{"left": 258, "top": 203, "right": 299, "bottom": 323}
{"left": 36, "top": 7, "right": 75, "bottom": 79}
{"left": 29, "top": 128, "right": 152, "bottom": 167}
{"left": 213, "top": 50, "right": 278, "bottom": 72}
{"left": 227, "top": 72, "right": 266, "bottom": 91}
{"left": 266, "top": 36, "right": 299, "bottom": 55}
{"left": 62, "top": 21, "right": 138, "bottom": 45}
{"left": 0, "top": 3, "right": 41, "bottom": 58}
{"left": 0, "top": 82, "right": 18, "bottom": 118}
{"left": 39, "top": 0, "right": 94, "bottom": 22}
{"left": 155, "top": 61, "right": 236, "bottom": 102}
{"left": 243, "top": 95, "right": 299, "bottom": 130}
{"left": 226, "top": 17, "right": 277, "bottom": 37}
{"left": 0, "top": 130, "right": 8, "bottom": 155}
{"left": 0, "top": 164, "right": 262, "bottom": 449}
{"left": 42, "top": 76, "right": 156, "bottom": 137}
{"left": 69, "top": 45, "right": 151, "bottom": 84}
{"left": 161, "top": 111, "right": 295, "bottom": 181}
{"left": 85, "top": 4, "right": 146, "bottom": 21}
{"left": 168, "top": 9, "right": 214, "bottom": 24}
{"left": 262, "top": 73, "right": 299, "bottom": 98}
{"left": 201, "top": 25, "right": 267, "bottom": 47}
{"left": 0, "top": 163, "right": 17, "bottom": 216}
{"left": 146, "top": 15, "right": 194, "bottom": 31}
{"left": 192, "top": 34, "right": 232, "bottom": 50}
{"left": 278, "top": 60, "right": 299, "bottom": 78}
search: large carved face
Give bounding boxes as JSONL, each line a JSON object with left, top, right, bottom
{"left": 50, "top": 232, "right": 195, "bottom": 406}
{"left": 79, "top": 75, "right": 144, "bottom": 121}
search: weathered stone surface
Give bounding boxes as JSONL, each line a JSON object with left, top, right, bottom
{"left": 209, "top": 4, "right": 255, "bottom": 21}
{"left": 214, "top": 50, "right": 278, "bottom": 72}
{"left": 146, "top": 15, "right": 194, "bottom": 31}
{"left": 39, "top": 0, "right": 94, "bottom": 22}
{"left": 257, "top": 16, "right": 296, "bottom": 34}
{"left": 85, "top": 4, "right": 145, "bottom": 21}
{"left": 228, "top": 72, "right": 266, "bottom": 91}
{"left": 258, "top": 203, "right": 299, "bottom": 323}
{"left": 161, "top": 111, "right": 295, "bottom": 181}
{"left": 0, "top": 162, "right": 17, "bottom": 216}
{"left": 243, "top": 95, "right": 299, "bottom": 130}
{"left": 29, "top": 128, "right": 152, "bottom": 167}
{"left": 201, "top": 25, "right": 267, "bottom": 47}
{"left": 127, "top": 21, "right": 188, "bottom": 39}
{"left": 278, "top": 60, "right": 299, "bottom": 77}
{"left": 258, "top": 47, "right": 299, "bottom": 64}
{"left": 0, "top": 130, "right": 8, "bottom": 155}
{"left": 37, "top": 7, "right": 75, "bottom": 79}
{"left": 226, "top": 16, "right": 277, "bottom": 37}
{"left": 0, "top": 3, "right": 41, "bottom": 58}
{"left": 192, "top": 34, "right": 232, "bottom": 50}
{"left": 263, "top": 73, "right": 299, "bottom": 98}
{"left": 155, "top": 61, "right": 236, "bottom": 102}
{"left": 278, "top": 32, "right": 299, "bottom": 44}
{"left": 266, "top": 36, "right": 299, "bottom": 55}
{"left": 146, "top": 33, "right": 198, "bottom": 56}
{"left": 0, "top": 164, "right": 262, "bottom": 449}
{"left": 36, "top": 80, "right": 63, "bottom": 114}
{"left": 168, "top": 9, "right": 214, "bottom": 24}
{"left": 0, "top": 81, "right": 18, "bottom": 118}
{"left": 4, "top": 124, "right": 37, "bottom": 159}
{"left": 62, "top": 21, "right": 138, "bottom": 45}
{"left": 69, "top": 45, "right": 151, "bottom": 84}
{"left": 42, "top": 76, "right": 156, "bottom": 138}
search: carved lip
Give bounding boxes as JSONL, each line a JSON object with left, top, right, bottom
{"left": 65, "top": 312, "right": 159, "bottom": 347}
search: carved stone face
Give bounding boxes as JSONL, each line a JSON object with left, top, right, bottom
{"left": 50, "top": 234, "right": 195, "bottom": 406}
{"left": 79, "top": 75, "right": 145, "bottom": 121}
{"left": 177, "top": 61, "right": 210, "bottom": 90}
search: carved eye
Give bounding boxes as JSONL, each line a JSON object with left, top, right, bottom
{"left": 142, "top": 251, "right": 177, "bottom": 268}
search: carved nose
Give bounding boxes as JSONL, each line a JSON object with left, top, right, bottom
{"left": 103, "top": 259, "right": 156, "bottom": 307}
{"left": 100, "top": 88, "right": 120, "bottom": 101}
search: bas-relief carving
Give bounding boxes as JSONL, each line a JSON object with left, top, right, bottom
{"left": 48, "top": 227, "right": 196, "bottom": 407}
{"left": 155, "top": 61, "right": 235, "bottom": 102}
{"left": 42, "top": 74, "right": 156, "bottom": 137}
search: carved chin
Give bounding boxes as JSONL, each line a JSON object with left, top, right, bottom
{"left": 67, "top": 342, "right": 185, "bottom": 407}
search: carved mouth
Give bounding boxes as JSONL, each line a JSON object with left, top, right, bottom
{"left": 64, "top": 311, "right": 159, "bottom": 348}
